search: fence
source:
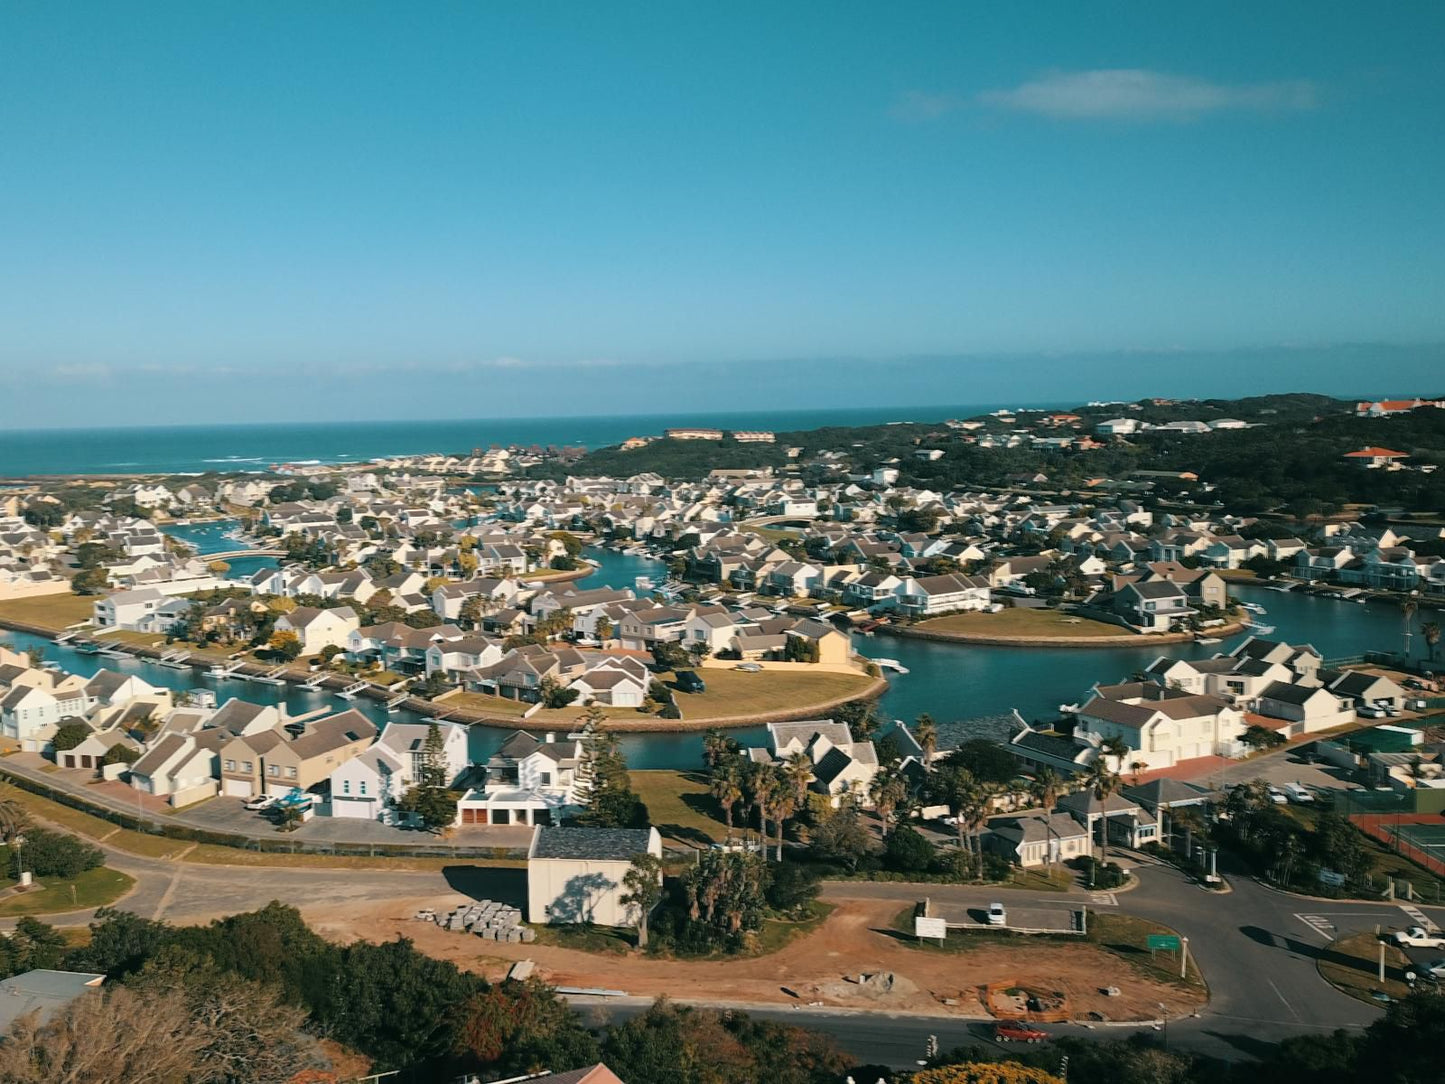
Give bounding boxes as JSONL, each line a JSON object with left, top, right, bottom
{"left": 0, "top": 766, "right": 529, "bottom": 862}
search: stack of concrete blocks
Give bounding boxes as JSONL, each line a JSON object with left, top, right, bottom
{"left": 428, "top": 900, "right": 535, "bottom": 942}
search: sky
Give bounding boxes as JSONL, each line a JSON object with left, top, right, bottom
{"left": 2, "top": 1, "right": 1443, "bottom": 428}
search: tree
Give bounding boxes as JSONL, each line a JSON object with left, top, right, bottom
{"left": 538, "top": 676, "right": 579, "bottom": 710}
{"left": 782, "top": 750, "right": 813, "bottom": 805}
{"left": 0, "top": 788, "right": 30, "bottom": 845}
{"left": 884, "top": 824, "right": 936, "bottom": 873}
{"left": 51, "top": 721, "right": 92, "bottom": 753}
{"left": 1401, "top": 598, "right": 1419, "bottom": 658}
{"left": 1030, "top": 767, "right": 1062, "bottom": 813}
{"left": 927, "top": 761, "right": 979, "bottom": 869}
{"left": 573, "top": 711, "right": 648, "bottom": 829}
{"left": 1422, "top": 620, "right": 1441, "bottom": 662}
{"left": 1084, "top": 757, "right": 1122, "bottom": 864}
{"left": 702, "top": 728, "right": 736, "bottom": 769}
{"left": 710, "top": 764, "right": 743, "bottom": 831}
{"left": 912, "top": 1066, "right": 1062, "bottom": 1084}
{"left": 809, "top": 797, "right": 874, "bottom": 872}
{"left": 916, "top": 713, "right": 938, "bottom": 762}
{"left": 69, "top": 567, "right": 109, "bottom": 595}
{"left": 1241, "top": 724, "right": 1287, "bottom": 752}
{"left": 267, "top": 628, "right": 302, "bottom": 661}
{"left": 621, "top": 852, "right": 664, "bottom": 948}
{"left": 652, "top": 641, "right": 690, "bottom": 671}
{"left": 10, "top": 829, "right": 103, "bottom": 879}
{"left": 869, "top": 767, "right": 908, "bottom": 826}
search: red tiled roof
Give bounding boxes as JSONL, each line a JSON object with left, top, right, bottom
{"left": 1343, "top": 447, "right": 1407, "bottom": 458}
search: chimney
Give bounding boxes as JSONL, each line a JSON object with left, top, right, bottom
{"left": 545, "top": 732, "right": 556, "bottom": 744}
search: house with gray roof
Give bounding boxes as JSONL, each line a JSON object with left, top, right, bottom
{"left": 527, "top": 825, "right": 662, "bottom": 927}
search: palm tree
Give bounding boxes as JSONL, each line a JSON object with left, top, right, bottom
{"left": 710, "top": 764, "right": 743, "bottom": 831}
{"left": 1030, "top": 767, "right": 1062, "bottom": 813}
{"left": 783, "top": 751, "right": 813, "bottom": 805}
{"left": 1085, "top": 757, "right": 1121, "bottom": 864}
{"left": 869, "top": 768, "right": 907, "bottom": 827}
{"left": 750, "top": 765, "right": 778, "bottom": 843}
{"left": 768, "top": 789, "right": 797, "bottom": 861}
{"left": 1128, "top": 760, "right": 1148, "bottom": 785}
{"left": 1422, "top": 621, "right": 1441, "bottom": 663}
{"left": 702, "top": 728, "right": 731, "bottom": 769}
{"left": 915, "top": 713, "right": 938, "bottom": 763}
{"left": 1099, "top": 736, "right": 1130, "bottom": 773}
{"left": 1402, "top": 599, "right": 1419, "bottom": 658}
{"left": 0, "top": 789, "right": 29, "bottom": 845}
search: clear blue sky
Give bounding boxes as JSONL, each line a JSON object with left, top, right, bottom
{"left": 2, "top": 2, "right": 1443, "bottom": 427}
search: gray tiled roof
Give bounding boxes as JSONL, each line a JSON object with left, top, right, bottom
{"left": 531, "top": 826, "right": 655, "bottom": 862}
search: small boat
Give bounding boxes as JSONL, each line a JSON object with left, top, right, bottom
{"left": 1248, "top": 623, "right": 1276, "bottom": 635}
{"left": 1242, "top": 602, "right": 1268, "bottom": 615}
{"left": 1195, "top": 637, "right": 1221, "bottom": 645}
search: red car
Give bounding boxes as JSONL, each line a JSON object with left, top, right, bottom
{"left": 994, "top": 1023, "right": 1048, "bottom": 1044}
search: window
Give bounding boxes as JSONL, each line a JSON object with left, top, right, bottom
{"left": 242, "top": 761, "right": 253, "bottom": 774}
{"left": 286, "top": 766, "right": 297, "bottom": 779}
{"left": 224, "top": 759, "right": 236, "bottom": 772}
{"left": 540, "top": 771, "right": 552, "bottom": 786}
{"left": 342, "top": 780, "right": 350, "bottom": 794}
{"left": 359, "top": 781, "right": 367, "bottom": 795}
{"left": 266, "top": 764, "right": 279, "bottom": 777}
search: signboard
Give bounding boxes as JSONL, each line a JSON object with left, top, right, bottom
{"left": 915, "top": 917, "right": 948, "bottom": 940}
{"left": 1146, "top": 934, "right": 1181, "bottom": 952}
{"left": 1318, "top": 869, "right": 1347, "bottom": 888}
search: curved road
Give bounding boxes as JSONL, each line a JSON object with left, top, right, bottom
{"left": 7, "top": 829, "right": 1439, "bottom": 1067}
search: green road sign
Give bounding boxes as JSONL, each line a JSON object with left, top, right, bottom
{"left": 1147, "top": 934, "right": 1181, "bottom": 952}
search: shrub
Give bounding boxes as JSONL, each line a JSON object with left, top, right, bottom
{"left": 51, "top": 722, "right": 93, "bottom": 753}
{"left": 11, "top": 828, "right": 104, "bottom": 880}
{"left": 883, "top": 825, "right": 936, "bottom": 873}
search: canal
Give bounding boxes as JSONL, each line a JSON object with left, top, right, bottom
{"left": 3, "top": 522, "right": 1412, "bottom": 770}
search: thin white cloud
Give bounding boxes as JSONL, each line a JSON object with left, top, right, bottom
{"left": 896, "top": 69, "right": 1318, "bottom": 124}
{"left": 977, "top": 69, "right": 1318, "bottom": 121}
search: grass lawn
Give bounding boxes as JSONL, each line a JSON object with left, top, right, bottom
{"left": 1000, "top": 866, "right": 1076, "bottom": 892}
{"left": 629, "top": 770, "right": 730, "bottom": 846}
{"left": 531, "top": 922, "right": 633, "bottom": 954}
{"left": 2, "top": 783, "right": 193, "bottom": 859}
{"left": 1317, "top": 931, "right": 1414, "bottom": 1003}
{"left": 753, "top": 900, "right": 833, "bottom": 956}
{"left": 445, "top": 691, "right": 534, "bottom": 718}
{"left": 0, "top": 593, "right": 95, "bottom": 632}
{"left": 919, "top": 608, "right": 1131, "bottom": 639}
{"left": 94, "top": 629, "right": 165, "bottom": 648}
{"left": 1087, "top": 912, "right": 1205, "bottom": 989}
{"left": 0, "top": 866, "right": 134, "bottom": 916}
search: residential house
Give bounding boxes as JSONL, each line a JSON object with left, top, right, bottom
{"left": 456, "top": 730, "right": 581, "bottom": 826}
{"left": 272, "top": 606, "right": 360, "bottom": 656}
{"left": 328, "top": 719, "right": 469, "bottom": 821}
{"left": 219, "top": 709, "right": 377, "bottom": 799}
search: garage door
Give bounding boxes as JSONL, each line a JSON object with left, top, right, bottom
{"left": 331, "top": 796, "right": 379, "bottom": 820}
{"left": 222, "top": 778, "right": 253, "bottom": 798}
{"left": 460, "top": 807, "right": 489, "bottom": 825}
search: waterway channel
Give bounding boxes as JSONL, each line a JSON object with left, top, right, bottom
{"left": 1, "top": 520, "right": 1417, "bottom": 769}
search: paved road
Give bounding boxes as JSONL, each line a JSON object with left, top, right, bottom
{"left": 821, "top": 854, "right": 1445, "bottom": 1063}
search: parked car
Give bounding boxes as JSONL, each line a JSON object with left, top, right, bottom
{"left": 243, "top": 794, "right": 277, "bottom": 811}
{"left": 1281, "top": 782, "right": 1314, "bottom": 804}
{"left": 1418, "top": 958, "right": 1445, "bottom": 980}
{"left": 987, "top": 902, "right": 1007, "bottom": 926}
{"left": 733, "top": 662, "right": 763, "bottom": 673}
{"left": 1357, "top": 704, "right": 1387, "bottom": 719}
{"left": 1392, "top": 926, "right": 1445, "bottom": 949}
{"left": 675, "top": 670, "right": 707, "bottom": 693}
{"left": 994, "top": 1023, "right": 1048, "bottom": 1044}
{"left": 1266, "top": 786, "right": 1289, "bottom": 805}
{"left": 1379, "top": 701, "right": 1401, "bottom": 717}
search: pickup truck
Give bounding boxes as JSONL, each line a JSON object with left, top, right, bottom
{"left": 1391, "top": 926, "right": 1445, "bottom": 949}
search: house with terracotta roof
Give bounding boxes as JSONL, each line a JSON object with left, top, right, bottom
{"left": 1343, "top": 446, "right": 1409, "bottom": 469}
{"left": 1354, "top": 398, "right": 1444, "bottom": 417}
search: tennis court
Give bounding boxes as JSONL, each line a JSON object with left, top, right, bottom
{"left": 1390, "top": 822, "right": 1445, "bottom": 853}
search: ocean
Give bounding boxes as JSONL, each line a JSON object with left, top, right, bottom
{"left": 0, "top": 404, "right": 1039, "bottom": 477}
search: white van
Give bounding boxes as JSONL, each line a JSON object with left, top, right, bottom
{"left": 1282, "top": 782, "right": 1314, "bottom": 804}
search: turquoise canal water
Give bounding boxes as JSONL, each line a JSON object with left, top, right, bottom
{"left": 10, "top": 526, "right": 1415, "bottom": 769}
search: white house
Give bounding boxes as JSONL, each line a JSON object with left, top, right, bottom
{"left": 272, "top": 606, "right": 360, "bottom": 656}
{"left": 457, "top": 730, "right": 582, "bottom": 826}
{"left": 91, "top": 588, "right": 169, "bottom": 632}
{"left": 526, "top": 826, "right": 662, "bottom": 927}
{"left": 326, "top": 720, "right": 469, "bottom": 822}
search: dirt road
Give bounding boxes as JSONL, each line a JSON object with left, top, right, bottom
{"left": 309, "top": 897, "right": 1203, "bottom": 1023}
